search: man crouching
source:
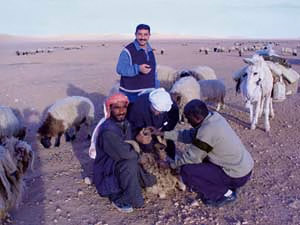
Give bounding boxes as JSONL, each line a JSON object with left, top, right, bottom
{"left": 93, "top": 93, "right": 156, "bottom": 213}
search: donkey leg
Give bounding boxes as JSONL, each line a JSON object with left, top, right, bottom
{"left": 269, "top": 98, "right": 275, "bottom": 118}
{"left": 54, "top": 132, "right": 63, "bottom": 147}
{"left": 264, "top": 97, "right": 271, "bottom": 132}
{"left": 251, "top": 101, "right": 260, "bottom": 130}
{"left": 259, "top": 97, "right": 265, "bottom": 118}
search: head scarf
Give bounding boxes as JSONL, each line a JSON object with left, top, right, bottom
{"left": 149, "top": 88, "right": 172, "bottom": 112}
{"left": 104, "top": 93, "right": 129, "bottom": 118}
{"left": 89, "top": 93, "right": 129, "bottom": 159}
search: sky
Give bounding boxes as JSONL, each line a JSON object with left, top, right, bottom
{"left": 1, "top": 0, "right": 300, "bottom": 38}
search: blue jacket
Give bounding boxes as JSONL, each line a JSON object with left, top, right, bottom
{"left": 116, "top": 40, "right": 159, "bottom": 92}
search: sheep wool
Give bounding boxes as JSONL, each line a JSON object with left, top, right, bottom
{"left": 48, "top": 96, "right": 94, "bottom": 130}
{"left": 0, "top": 106, "right": 22, "bottom": 141}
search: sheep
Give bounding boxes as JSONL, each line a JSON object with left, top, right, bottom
{"left": 38, "top": 96, "right": 95, "bottom": 149}
{"left": 125, "top": 129, "right": 185, "bottom": 199}
{"left": 0, "top": 106, "right": 26, "bottom": 144}
{"left": 198, "top": 79, "right": 226, "bottom": 111}
{"left": 170, "top": 76, "right": 200, "bottom": 122}
{"left": 170, "top": 76, "right": 225, "bottom": 122}
{"left": 156, "top": 65, "right": 177, "bottom": 90}
{"left": 0, "top": 137, "right": 34, "bottom": 222}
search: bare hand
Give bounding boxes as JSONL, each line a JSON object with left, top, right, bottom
{"left": 139, "top": 64, "right": 151, "bottom": 74}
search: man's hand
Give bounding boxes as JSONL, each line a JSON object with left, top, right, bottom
{"left": 139, "top": 64, "right": 151, "bottom": 74}
{"left": 136, "top": 128, "right": 152, "bottom": 145}
{"left": 146, "top": 126, "right": 164, "bottom": 137}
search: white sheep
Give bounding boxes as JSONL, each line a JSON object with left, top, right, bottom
{"left": 0, "top": 106, "right": 26, "bottom": 144}
{"left": 170, "top": 77, "right": 226, "bottom": 122}
{"left": 170, "top": 76, "right": 200, "bottom": 122}
{"left": 156, "top": 64, "right": 177, "bottom": 90}
{"left": 38, "top": 96, "right": 95, "bottom": 148}
{"left": 176, "top": 66, "right": 217, "bottom": 81}
{"left": 0, "top": 137, "right": 34, "bottom": 222}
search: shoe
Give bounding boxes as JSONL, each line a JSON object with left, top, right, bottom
{"left": 112, "top": 201, "right": 133, "bottom": 213}
{"left": 203, "top": 191, "right": 237, "bottom": 207}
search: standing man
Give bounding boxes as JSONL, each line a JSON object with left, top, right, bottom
{"left": 161, "top": 100, "right": 254, "bottom": 207}
{"left": 116, "top": 24, "right": 158, "bottom": 102}
{"left": 93, "top": 93, "right": 156, "bottom": 213}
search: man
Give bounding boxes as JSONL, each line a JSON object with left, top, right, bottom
{"left": 116, "top": 24, "right": 158, "bottom": 102}
{"left": 128, "top": 88, "right": 179, "bottom": 158}
{"left": 93, "top": 93, "right": 156, "bottom": 213}
{"left": 162, "top": 99, "right": 254, "bottom": 207}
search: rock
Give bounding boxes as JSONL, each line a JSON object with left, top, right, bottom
{"left": 78, "top": 190, "right": 84, "bottom": 196}
{"left": 56, "top": 207, "right": 62, "bottom": 213}
{"left": 289, "top": 200, "right": 300, "bottom": 209}
{"left": 84, "top": 177, "right": 92, "bottom": 185}
{"left": 190, "top": 200, "right": 200, "bottom": 207}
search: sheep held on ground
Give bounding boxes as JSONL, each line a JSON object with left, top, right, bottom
{"left": 0, "top": 106, "right": 26, "bottom": 144}
{"left": 198, "top": 79, "right": 226, "bottom": 111}
{"left": 156, "top": 65, "right": 177, "bottom": 90}
{"left": 0, "top": 137, "right": 34, "bottom": 222}
{"left": 38, "top": 96, "right": 95, "bottom": 148}
{"left": 170, "top": 76, "right": 200, "bottom": 122}
{"left": 125, "top": 130, "right": 185, "bottom": 199}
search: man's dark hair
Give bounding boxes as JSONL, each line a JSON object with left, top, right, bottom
{"left": 184, "top": 99, "right": 209, "bottom": 119}
{"left": 135, "top": 24, "right": 150, "bottom": 33}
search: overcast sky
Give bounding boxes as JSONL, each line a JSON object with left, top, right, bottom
{"left": 1, "top": 0, "right": 300, "bottom": 38}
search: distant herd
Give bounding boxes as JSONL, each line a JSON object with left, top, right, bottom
{"left": 1, "top": 41, "right": 299, "bottom": 223}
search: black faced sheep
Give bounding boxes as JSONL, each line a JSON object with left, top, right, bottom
{"left": 38, "top": 96, "right": 95, "bottom": 148}
{"left": 0, "top": 137, "right": 34, "bottom": 222}
{"left": 0, "top": 106, "right": 26, "bottom": 144}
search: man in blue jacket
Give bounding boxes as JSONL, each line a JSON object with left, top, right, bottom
{"left": 116, "top": 24, "right": 159, "bottom": 102}
{"left": 93, "top": 93, "right": 156, "bottom": 213}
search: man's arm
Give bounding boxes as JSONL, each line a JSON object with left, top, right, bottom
{"left": 102, "top": 131, "right": 138, "bottom": 161}
{"left": 164, "top": 128, "right": 196, "bottom": 144}
{"left": 116, "top": 50, "right": 139, "bottom": 77}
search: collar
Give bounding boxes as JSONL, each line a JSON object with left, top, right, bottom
{"left": 134, "top": 39, "right": 152, "bottom": 52}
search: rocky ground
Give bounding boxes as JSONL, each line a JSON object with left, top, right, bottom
{"left": 0, "top": 38, "right": 300, "bottom": 225}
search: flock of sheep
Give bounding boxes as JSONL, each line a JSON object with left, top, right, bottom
{"left": 1, "top": 49, "right": 299, "bottom": 222}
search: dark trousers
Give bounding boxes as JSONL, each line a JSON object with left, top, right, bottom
{"left": 109, "top": 158, "right": 156, "bottom": 208}
{"left": 180, "top": 160, "right": 252, "bottom": 201}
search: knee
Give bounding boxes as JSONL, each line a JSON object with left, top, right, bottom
{"left": 116, "top": 158, "right": 139, "bottom": 174}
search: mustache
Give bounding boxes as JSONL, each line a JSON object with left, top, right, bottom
{"left": 139, "top": 39, "right": 147, "bottom": 41}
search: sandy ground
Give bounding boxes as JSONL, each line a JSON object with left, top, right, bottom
{"left": 0, "top": 37, "right": 300, "bottom": 225}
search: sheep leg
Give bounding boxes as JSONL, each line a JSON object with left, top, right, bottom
{"left": 54, "top": 132, "right": 63, "bottom": 147}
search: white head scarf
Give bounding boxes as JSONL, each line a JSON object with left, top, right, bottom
{"left": 149, "top": 88, "right": 173, "bottom": 112}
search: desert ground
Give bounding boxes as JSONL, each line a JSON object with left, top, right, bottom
{"left": 0, "top": 36, "right": 300, "bottom": 225}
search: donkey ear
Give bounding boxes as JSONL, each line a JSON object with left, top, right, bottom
{"left": 243, "top": 57, "right": 254, "bottom": 65}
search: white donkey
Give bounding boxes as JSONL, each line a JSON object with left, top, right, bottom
{"left": 240, "top": 54, "right": 274, "bottom": 132}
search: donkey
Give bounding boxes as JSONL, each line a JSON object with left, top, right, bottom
{"left": 240, "top": 54, "right": 274, "bottom": 132}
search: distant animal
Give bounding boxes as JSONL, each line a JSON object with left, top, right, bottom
{"left": 0, "top": 106, "right": 26, "bottom": 144}
{"left": 125, "top": 129, "right": 186, "bottom": 199}
{"left": 239, "top": 54, "right": 274, "bottom": 132}
{"left": 38, "top": 96, "right": 95, "bottom": 148}
{"left": 0, "top": 137, "right": 34, "bottom": 222}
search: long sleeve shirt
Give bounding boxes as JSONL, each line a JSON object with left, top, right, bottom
{"left": 164, "top": 112, "right": 254, "bottom": 178}
{"left": 116, "top": 40, "right": 159, "bottom": 87}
